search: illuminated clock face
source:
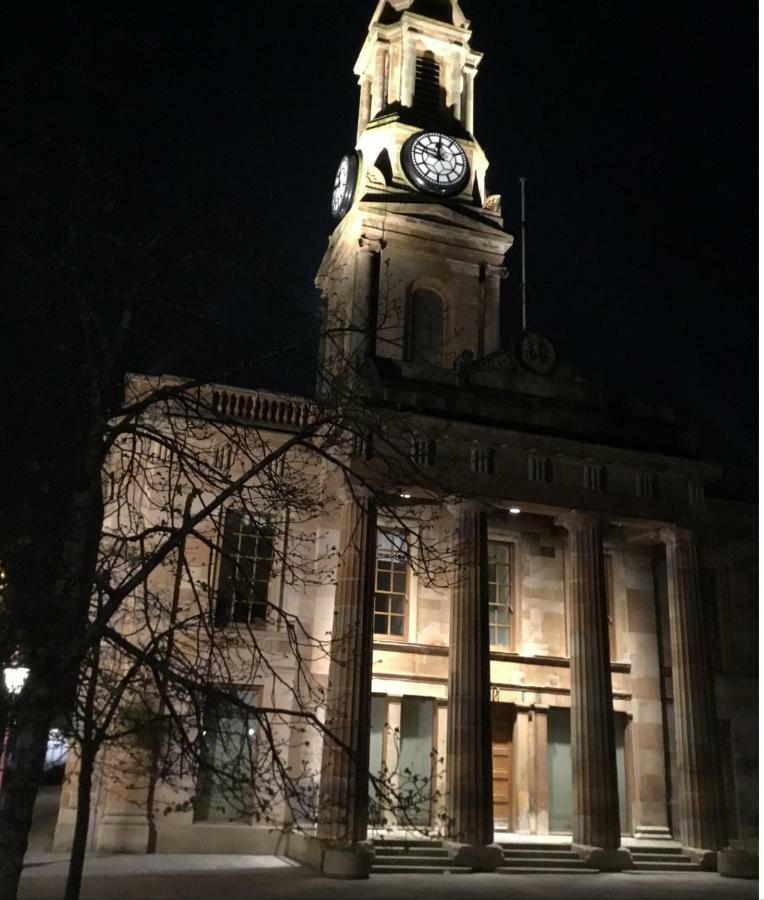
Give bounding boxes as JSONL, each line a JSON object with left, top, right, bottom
{"left": 402, "top": 132, "right": 470, "bottom": 197}
{"left": 331, "top": 153, "right": 359, "bottom": 220}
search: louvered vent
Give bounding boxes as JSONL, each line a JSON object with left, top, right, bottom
{"left": 415, "top": 55, "right": 442, "bottom": 115}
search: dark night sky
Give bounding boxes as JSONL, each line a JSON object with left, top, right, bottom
{"left": 5, "top": 1, "right": 757, "bottom": 466}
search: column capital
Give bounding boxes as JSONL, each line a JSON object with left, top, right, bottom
{"left": 555, "top": 510, "right": 607, "bottom": 534}
{"left": 444, "top": 499, "right": 489, "bottom": 521}
{"left": 336, "top": 482, "right": 374, "bottom": 507}
{"left": 659, "top": 525, "right": 695, "bottom": 548}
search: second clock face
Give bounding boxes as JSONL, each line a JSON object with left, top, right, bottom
{"left": 402, "top": 132, "right": 470, "bottom": 197}
{"left": 331, "top": 153, "right": 359, "bottom": 220}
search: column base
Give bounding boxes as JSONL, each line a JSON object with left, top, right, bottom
{"left": 684, "top": 847, "right": 718, "bottom": 872}
{"left": 718, "top": 849, "right": 757, "bottom": 879}
{"left": 572, "top": 844, "right": 633, "bottom": 872}
{"left": 321, "top": 843, "right": 374, "bottom": 880}
{"left": 444, "top": 841, "right": 504, "bottom": 872}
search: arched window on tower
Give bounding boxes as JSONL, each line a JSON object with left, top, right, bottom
{"left": 406, "top": 289, "right": 444, "bottom": 367}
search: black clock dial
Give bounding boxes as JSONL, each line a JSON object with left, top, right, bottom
{"left": 331, "top": 152, "right": 359, "bottom": 220}
{"left": 402, "top": 131, "right": 470, "bottom": 197}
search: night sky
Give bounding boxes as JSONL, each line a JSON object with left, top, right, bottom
{"left": 4, "top": 2, "right": 756, "bottom": 466}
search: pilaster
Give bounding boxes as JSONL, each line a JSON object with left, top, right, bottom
{"left": 357, "top": 77, "right": 372, "bottom": 137}
{"left": 462, "top": 67, "right": 476, "bottom": 134}
{"left": 371, "top": 42, "right": 388, "bottom": 118}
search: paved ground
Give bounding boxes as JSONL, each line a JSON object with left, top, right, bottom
{"left": 19, "top": 855, "right": 759, "bottom": 900}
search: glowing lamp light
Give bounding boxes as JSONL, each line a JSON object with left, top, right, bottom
{"left": 509, "top": 508, "right": 522, "bottom": 515}
{"left": 400, "top": 493, "right": 413, "bottom": 500}
{"left": 3, "top": 667, "right": 30, "bottom": 696}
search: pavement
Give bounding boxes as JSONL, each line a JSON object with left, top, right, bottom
{"left": 18, "top": 855, "right": 760, "bottom": 900}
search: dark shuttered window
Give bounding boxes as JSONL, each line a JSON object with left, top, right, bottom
{"left": 215, "top": 510, "right": 274, "bottom": 627}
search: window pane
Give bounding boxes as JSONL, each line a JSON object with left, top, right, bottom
{"left": 488, "top": 541, "right": 512, "bottom": 648}
{"left": 375, "top": 530, "right": 408, "bottom": 638}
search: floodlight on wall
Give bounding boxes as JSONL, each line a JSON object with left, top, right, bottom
{"left": 509, "top": 508, "right": 521, "bottom": 515}
{"left": 3, "top": 666, "right": 29, "bottom": 696}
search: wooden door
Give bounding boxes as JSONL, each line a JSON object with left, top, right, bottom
{"left": 492, "top": 704, "right": 514, "bottom": 829}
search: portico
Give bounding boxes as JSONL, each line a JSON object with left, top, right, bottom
{"left": 320, "top": 486, "right": 730, "bottom": 871}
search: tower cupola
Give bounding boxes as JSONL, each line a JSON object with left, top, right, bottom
{"left": 356, "top": 0, "right": 481, "bottom": 137}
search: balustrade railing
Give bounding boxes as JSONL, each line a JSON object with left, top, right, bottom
{"left": 206, "top": 387, "right": 312, "bottom": 430}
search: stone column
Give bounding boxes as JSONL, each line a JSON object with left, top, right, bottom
{"left": 401, "top": 35, "right": 417, "bottom": 108}
{"left": 371, "top": 42, "right": 388, "bottom": 118}
{"left": 462, "top": 68, "right": 476, "bottom": 133}
{"left": 357, "top": 76, "right": 372, "bottom": 137}
{"left": 349, "top": 244, "right": 377, "bottom": 361}
{"left": 445, "top": 505, "right": 502, "bottom": 869}
{"left": 449, "top": 53, "right": 463, "bottom": 122}
{"left": 660, "top": 528, "right": 726, "bottom": 861}
{"left": 557, "top": 512, "right": 630, "bottom": 870}
{"left": 318, "top": 491, "right": 377, "bottom": 858}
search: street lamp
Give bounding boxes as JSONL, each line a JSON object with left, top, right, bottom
{"left": 4, "top": 666, "right": 29, "bottom": 696}
{"left": 1, "top": 664, "right": 30, "bottom": 791}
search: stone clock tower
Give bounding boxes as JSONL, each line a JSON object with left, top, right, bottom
{"left": 316, "top": 0, "right": 514, "bottom": 382}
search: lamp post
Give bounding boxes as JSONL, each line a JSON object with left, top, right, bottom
{"left": 0, "top": 665, "right": 30, "bottom": 792}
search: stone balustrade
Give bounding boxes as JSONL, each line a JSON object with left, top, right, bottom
{"left": 206, "top": 388, "right": 312, "bottom": 430}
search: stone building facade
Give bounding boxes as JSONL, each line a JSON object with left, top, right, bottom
{"left": 54, "top": 0, "right": 756, "bottom": 874}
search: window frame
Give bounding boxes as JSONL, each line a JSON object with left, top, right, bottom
{"left": 214, "top": 509, "right": 275, "bottom": 629}
{"left": 193, "top": 684, "right": 262, "bottom": 824}
{"left": 373, "top": 528, "right": 410, "bottom": 643}
{"left": 406, "top": 288, "right": 445, "bottom": 368}
{"left": 487, "top": 539, "right": 514, "bottom": 651}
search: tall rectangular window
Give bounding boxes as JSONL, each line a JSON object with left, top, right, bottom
{"left": 636, "top": 472, "right": 660, "bottom": 500}
{"left": 488, "top": 541, "right": 513, "bottom": 649}
{"left": 194, "top": 690, "right": 258, "bottom": 823}
{"left": 398, "top": 697, "right": 435, "bottom": 826}
{"left": 215, "top": 510, "right": 274, "bottom": 627}
{"left": 374, "top": 531, "right": 407, "bottom": 639}
{"left": 471, "top": 447, "right": 495, "bottom": 475}
{"left": 529, "top": 455, "right": 553, "bottom": 483}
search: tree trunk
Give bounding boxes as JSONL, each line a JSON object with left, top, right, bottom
{"left": 64, "top": 738, "right": 95, "bottom": 900}
{"left": 0, "top": 712, "right": 50, "bottom": 900}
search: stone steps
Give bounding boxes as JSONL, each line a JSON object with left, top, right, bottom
{"left": 500, "top": 843, "right": 593, "bottom": 872}
{"left": 630, "top": 847, "right": 701, "bottom": 872}
{"left": 371, "top": 842, "right": 470, "bottom": 875}
{"left": 500, "top": 857, "right": 594, "bottom": 870}
{"left": 371, "top": 839, "right": 704, "bottom": 875}
{"left": 498, "top": 866, "right": 601, "bottom": 875}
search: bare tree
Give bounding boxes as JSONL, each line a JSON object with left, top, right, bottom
{"left": 51, "top": 343, "right": 462, "bottom": 898}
